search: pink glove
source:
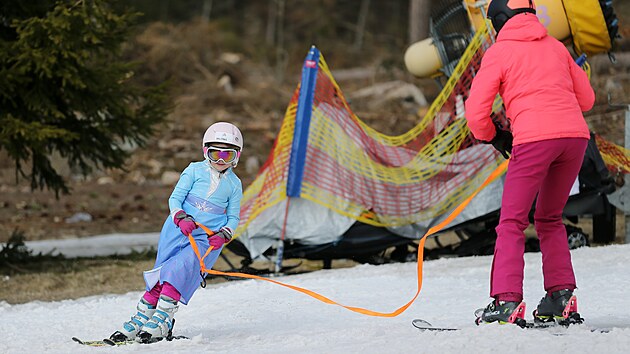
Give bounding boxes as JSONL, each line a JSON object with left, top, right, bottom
{"left": 174, "top": 210, "right": 197, "bottom": 235}
{"left": 209, "top": 227, "right": 233, "bottom": 249}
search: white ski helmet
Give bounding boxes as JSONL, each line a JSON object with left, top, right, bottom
{"left": 202, "top": 122, "right": 243, "bottom": 167}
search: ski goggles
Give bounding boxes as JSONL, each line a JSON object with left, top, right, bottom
{"left": 204, "top": 146, "right": 240, "bottom": 164}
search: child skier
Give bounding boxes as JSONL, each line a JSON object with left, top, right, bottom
{"left": 109, "top": 122, "right": 244, "bottom": 342}
{"left": 464, "top": 0, "right": 594, "bottom": 326}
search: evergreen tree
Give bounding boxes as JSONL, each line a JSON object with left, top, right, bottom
{"left": 0, "top": 0, "right": 171, "bottom": 195}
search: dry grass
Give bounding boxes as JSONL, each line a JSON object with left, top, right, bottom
{"left": 1, "top": 257, "right": 155, "bottom": 304}
{"left": 1, "top": 260, "right": 153, "bottom": 304}
{"left": 0, "top": 247, "right": 357, "bottom": 305}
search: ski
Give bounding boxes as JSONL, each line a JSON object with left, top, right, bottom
{"left": 139, "top": 334, "right": 190, "bottom": 344}
{"left": 411, "top": 319, "right": 459, "bottom": 331}
{"left": 72, "top": 335, "right": 189, "bottom": 347}
{"left": 412, "top": 318, "right": 612, "bottom": 334}
{"left": 72, "top": 337, "right": 129, "bottom": 347}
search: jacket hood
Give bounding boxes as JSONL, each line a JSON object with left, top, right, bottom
{"left": 497, "top": 13, "right": 547, "bottom": 42}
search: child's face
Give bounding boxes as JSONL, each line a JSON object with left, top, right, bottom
{"left": 208, "top": 142, "right": 238, "bottom": 171}
{"left": 211, "top": 160, "right": 231, "bottom": 171}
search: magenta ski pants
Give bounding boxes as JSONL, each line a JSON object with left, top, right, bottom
{"left": 491, "top": 138, "right": 588, "bottom": 300}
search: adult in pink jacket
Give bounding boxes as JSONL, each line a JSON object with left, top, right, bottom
{"left": 465, "top": 0, "right": 595, "bottom": 327}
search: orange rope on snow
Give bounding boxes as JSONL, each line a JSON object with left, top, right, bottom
{"left": 186, "top": 159, "right": 509, "bottom": 317}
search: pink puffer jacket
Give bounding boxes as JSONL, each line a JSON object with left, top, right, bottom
{"left": 465, "top": 13, "right": 594, "bottom": 146}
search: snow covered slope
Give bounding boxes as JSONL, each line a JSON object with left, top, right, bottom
{"left": 2, "top": 244, "right": 630, "bottom": 353}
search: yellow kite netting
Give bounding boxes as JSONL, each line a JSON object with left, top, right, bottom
{"left": 234, "top": 24, "right": 630, "bottom": 239}
{"left": 596, "top": 135, "right": 630, "bottom": 176}
{"left": 235, "top": 25, "right": 501, "bottom": 237}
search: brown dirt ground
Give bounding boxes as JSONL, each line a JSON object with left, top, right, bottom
{"left": 0, "top": 181, "right": 172, "bottom": 243}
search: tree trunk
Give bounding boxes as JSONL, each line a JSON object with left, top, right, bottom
{"left": 201, "top": 0, "right": 213, "bottom": 23}
{"left": 265, "top": 0, "right": 277, "bottom": 46}
{"left": 353, "top": 0, "right": 371, "bottom": 51}
{"left": 160, "top": 0, "right": 170, "bottom": 22}
{"left": 408, "top": 0, "right": 431, "bottom": 44}
{"left": 274, "top": 0, "right": 287, "bottom": 83}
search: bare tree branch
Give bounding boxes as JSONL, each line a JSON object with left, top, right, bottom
{"left": 408, "top": 0, "right": 431, "bottom": 44}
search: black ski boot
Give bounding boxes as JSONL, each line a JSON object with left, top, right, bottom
{"left": 475, "top": 300, "right": 527, "bottom": 327}
{"left": 533, "top": 289, "right": 583, "bottom": 326}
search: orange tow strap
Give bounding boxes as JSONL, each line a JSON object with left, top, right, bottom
{"left": 186, "top": 160, "right": 508, "bottom": 317}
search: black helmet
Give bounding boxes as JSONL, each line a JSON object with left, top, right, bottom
{"left": 487, "top": 0, "right": 536, "bottom": 33}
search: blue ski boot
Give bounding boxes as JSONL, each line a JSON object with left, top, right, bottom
{"left": 110, "top": 298, "right": 156, "bottom": 342}
{"left": 137, "top": 295, "right": 179, "bottom": 343}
